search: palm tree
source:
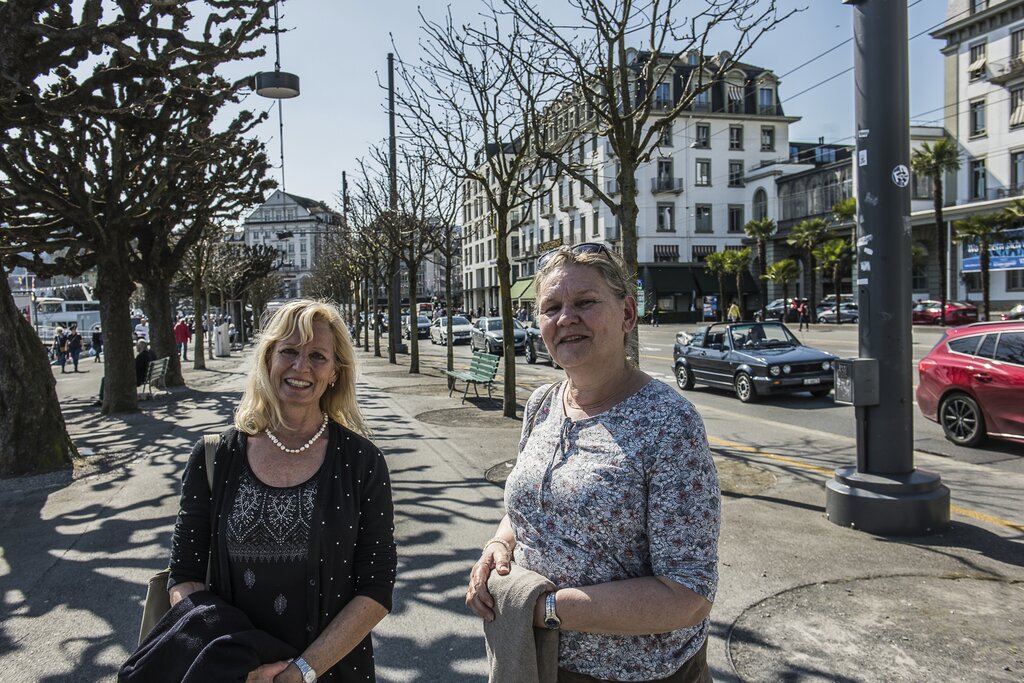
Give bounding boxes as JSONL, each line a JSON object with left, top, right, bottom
{"left": 743, "top": 217, "right": 778, "bottom": 324}
{"left": 911, "top": 138, "right": 962, "bottom": 325}
{"left": 953, "top": 213, "right": 1007, "bottom": 321}
{"left": 763, "top": 259, "right": 800, "bottom": 321}
{"left": 786, "top": 218, "right": 829, "bottom": 315}
{"left": 813, "top": 239, "right": 852, "bottom": 324}
{"left": 723, "top": 248, "right": 751, "bottom": 321}
{"left": 705, "top": 252, "right": 729, "bottom": 322}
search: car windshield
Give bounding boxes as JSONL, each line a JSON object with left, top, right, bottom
{"left": 485, "top": 319, "right": 502, "bottom": 331}
{"left": 417, "top": 316, "right": 430, "bottom": 324}
{"left": 729, "top": 323, "right": 797, "bottom": 349}
{"left": 450, "top": 316, "right": 470, "bottom": 326}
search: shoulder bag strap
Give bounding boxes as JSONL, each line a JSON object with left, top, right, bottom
{"left": 203, "top": 434, "right": 218, "bottom": 490}
{"left": 524, "top": 380, "right": 562, "bottom": 440}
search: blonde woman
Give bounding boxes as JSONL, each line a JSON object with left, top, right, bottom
{"left": 167, "top": 300, "right": 396, "bottom": 682}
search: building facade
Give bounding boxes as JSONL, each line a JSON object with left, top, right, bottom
{"left": 242, "top": 190, "right": 343, "bottom": 299}
{"left": 932, "top": 0, "right": 1024, "bottom": 308}
{"left": 460, "top": 51, "right": 801, "bottom": 320}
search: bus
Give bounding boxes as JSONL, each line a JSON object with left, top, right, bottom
{"left": 20, "top": 283, "right": 102, "bottom": 341}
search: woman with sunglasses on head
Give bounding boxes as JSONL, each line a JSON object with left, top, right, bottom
{"left": 166, "top": 300, "right": 396, "bottom": 683}
{"left": 466, "top": 244, "right": 720, "bottom": 682}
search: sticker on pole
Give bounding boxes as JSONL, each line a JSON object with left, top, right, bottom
{"left": 891, "top": 164, "right": 910, "bottom": 188}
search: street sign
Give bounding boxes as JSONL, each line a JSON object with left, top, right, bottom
{"left": 636, "top": 287, "right": 646, "bottom": 318}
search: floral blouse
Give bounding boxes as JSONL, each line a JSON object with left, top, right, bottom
{"left": 505, "top": 380, "right": 720, "bottom": 681}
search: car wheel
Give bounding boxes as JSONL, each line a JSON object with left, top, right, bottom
{"left": 734, "top": 372, "right": 757, "bottom": 403}
{"left": 940, "top": 393, "right": 986, "bottom": 447}
{"left": 675, "top": 364, "right": 694, "bottom": 390}
{"left": 525, "top": 341, "right": 537, "bottom": 364}
{"left": 810, "top": 388, "right": 831, "bottom": 398}
{"left": 851, "top": 317, "right": 858, "bottom": 323}
{"left": 470, "top": 338, "right": 476, "bottom": 352}
{"left": 817, "top": 316, "right": 827, "bottom": 323}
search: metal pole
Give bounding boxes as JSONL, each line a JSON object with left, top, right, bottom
{"left": 826, "top": 0, "right": 948, "bottom": 535}
{"left": 387, "top": 52, "right": 401, "bottom": 363}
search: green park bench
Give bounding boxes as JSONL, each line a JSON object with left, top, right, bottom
{"left": 139, "top": 356, "right": 169, "bottom": 400}
{"left": 443, "top": 351, "right": 500, "bottom": 404}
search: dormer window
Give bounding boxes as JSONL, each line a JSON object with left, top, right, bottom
{"left": 758, "top": 87, "right": 775, "bottom": 115}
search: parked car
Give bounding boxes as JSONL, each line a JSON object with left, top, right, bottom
{"left": 429, "top": 316, "right": 473, "bottom": 345}
{"left": 915, "top": 320, "right": 1024, "bottom": 447}
{"left": 754, "top": 298, "right": 797, "bottom": 322}
{"left": 469, "top": 316, "right": 528, "bottom": 355}
{"left": 818, "top": 293, "right": 855, "bottom": 311}
{"left": 403, "top": 315, "right": 431, "bottom": 339}
{"left": 672, "top": 321, "right": 837, "bottom": 402}
{"left": 524, "top": 322, "right": 560, "bottom": 368}
{"left": 1000, "top": 303, "right": 1024, "bottom": 321}
{"left": 817, "top": 302, "right": 859, "bottom": 324}
{"left": 912, "top": 300, "right": 979, "bottom": 325}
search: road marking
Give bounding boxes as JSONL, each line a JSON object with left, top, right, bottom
{"left": 708, "top": 435, "right": 1024, "bottom": 533}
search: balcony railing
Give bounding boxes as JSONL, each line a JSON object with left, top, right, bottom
{"left": 652, "top": 97, "right": 674, "bottom": 111}
{"left": 651, "top": 177, "right": 684, "bottom": 194}
{"left": 988, "top": 55, "right": 1024, "bottom": 85}
{"left": 757, "top": 104, "right": 782, "bottom": 116}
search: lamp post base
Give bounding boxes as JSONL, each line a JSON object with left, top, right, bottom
{"left": 825, "top": 466, "right": 950, "bottom": 535}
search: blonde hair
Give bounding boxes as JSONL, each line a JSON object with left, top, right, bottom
{"left": 535, "top": 244, "right": 639, "bottom": 365}
{"left": 235, "top": 299, "right": 367, "bottom": 436}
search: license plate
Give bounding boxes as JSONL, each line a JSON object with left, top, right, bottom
{"left": 803, "top": 377, "right": 821, "bottom": 385}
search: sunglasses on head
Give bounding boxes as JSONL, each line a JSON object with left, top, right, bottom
{"left": 536, "top": 242, "right": 609, "bottom": 268}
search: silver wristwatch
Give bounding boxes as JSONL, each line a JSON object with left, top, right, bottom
{"left": 544, "top": 591, "right": 561, "bottom": 630}
{"left": 292, "top": 656, "right": 317, "bottom": 683}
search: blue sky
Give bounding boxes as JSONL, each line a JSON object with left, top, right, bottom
{"left": 230, "top": 0, "right": 949, "bottom": 210}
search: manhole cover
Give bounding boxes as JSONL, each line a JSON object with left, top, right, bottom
{"left": 729, "top": 575, "right": 1024, "bottom": 682}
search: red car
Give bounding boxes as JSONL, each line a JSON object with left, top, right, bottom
{"left": 912, "top": 300, "right": 979, "bottom": 325}
{"left": 916, "top": 321, "right": 1024, "bottom": 447}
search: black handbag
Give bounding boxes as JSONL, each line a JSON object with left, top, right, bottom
{"left": 137, "top": 435, "right": 218, "bottom": 646}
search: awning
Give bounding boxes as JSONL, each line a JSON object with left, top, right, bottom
{"left": 692, "top": 269, "right": 720, "bottom": 296}
{"left": 509, "top": 276, "right": 536, "bottom": 300}
{"left": 653, "top": 244, "right": 680, "bottom": 260}
{"left": 969, "top": 56, "right": 986, "bottom": 73}
{"left": 1011, "top": 101, "right": 1024, "bottom": 128}
{"left": 727, "top": 84, "right": 744, "bottom": 102}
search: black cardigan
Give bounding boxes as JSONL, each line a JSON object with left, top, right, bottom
{"left": 168, "top": 423, "right": 397, "bottom": 681}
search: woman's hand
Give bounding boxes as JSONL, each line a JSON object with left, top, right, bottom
{"left": 168, "top": 581, "right": 205, "bottom": 607}
{"left": 245, "top": 660, "right": 293, "bottom": 683}
{"left": 465, "top": 541, "right": 512, "bottom": 622}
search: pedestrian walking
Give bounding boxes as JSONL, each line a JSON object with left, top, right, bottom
{"left": 156, "top": 299, "right": 396, "bottom": 682}
{"left": 466, "top": 243, "right": 719, "bottom": 682}
{"left": 651, "top": 304, "right": 660, "bottom": 327}
{"left": 799, "top": 299, "right": 810, "bottom": 331}
{"left": 53, "top": 326, "right": 68, "bottom": 373}
{"left": 173, "top": 316, "right": 190, "bottom": 361}
{"left": 66, "top": 323, "right": 83, "bottom": 372}
{"left": 727, "top": 301, "right": 741, "bottom": 323}
{"left": 91, "top": 326, "right": 103, "bottom": 362}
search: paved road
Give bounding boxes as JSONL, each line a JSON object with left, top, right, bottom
{"left": 399, "top": 322, "right": 1024, "bottom": 477}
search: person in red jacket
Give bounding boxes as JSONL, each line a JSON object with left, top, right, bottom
{"left": 173, "top": 316, "right": 191, "bottom": 361}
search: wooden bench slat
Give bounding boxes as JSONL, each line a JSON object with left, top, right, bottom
{"left": 446, "top": 351, "right": 500, "bottom": 404}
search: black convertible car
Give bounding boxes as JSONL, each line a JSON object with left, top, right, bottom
{"left": 672, "top": 322, "right": 837, "bottom": 402}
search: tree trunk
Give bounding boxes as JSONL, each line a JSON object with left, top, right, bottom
{"left": 94, "top": 251, "right": 140, "bottom": 414}
{"left": 981, "top": 241, "right": 990, "bottom": 321}
{"left": 833, "top": 266, "right": 842, "bottom": 325}
{"left": 407, "top": 258, "right": 420, "bottom": 374}
{"left": 372, "top": 276, "right": 381, "bottom": 358}
{"left": 934, "top": 179, "right": 947, "bottom": 325}
{"left": 445, "top": 251, "right": 454, "bottom": 389}
{"left": 808, "top": 252, "right": 818, "bottom": 316}
{"left": 0, "top": 276, "right": 75, "bottom": 475}
{"left": 618, "top": 162, "right": 642, "bottom": 362}
{"left": 192, "top": 281, "right": 207, "bottom": 370}
{"left": 718, "top": 276, "right": 726, "bottom": 322}
{"left": 758, "top": 240, "right": 768, "bottom": 323}
{"left": 142, "top": 278, "right": 184, "bottom": 386}
{"left": 495, "top": 222, "right": 517, "bottom": 418}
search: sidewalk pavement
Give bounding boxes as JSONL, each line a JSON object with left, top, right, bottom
{"left": 0, "top": 344, "right": 1021, "bottom": 681}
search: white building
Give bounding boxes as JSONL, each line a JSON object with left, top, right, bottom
{"left": 241, "top": 190, "right": 343, "bottom": 299}
{"left": 932, "top": 0, "right": 1024, "bottom": 308}
{"left": 460, "top": 52, "right": 802, "bottom": 320}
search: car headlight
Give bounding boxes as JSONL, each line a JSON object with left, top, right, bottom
{"left": 822, "top": 361, "right": 831, "bottom": 371}
{"left": 769, "top": 365, "right": 781, "bottom": 376}
{"left": 782, "top": 364, "right": 791, "bottom": 374}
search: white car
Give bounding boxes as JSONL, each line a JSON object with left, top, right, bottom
{"left": 429, "top": 316, "right": 474, "bottom": 345}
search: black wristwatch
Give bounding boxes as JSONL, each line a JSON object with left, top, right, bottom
{"left": 544, "top": 591, "right": 561, "bottom": 630}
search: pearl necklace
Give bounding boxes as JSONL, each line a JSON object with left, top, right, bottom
{"left": 265, "top": 412, "right": 329, "bottom": 454}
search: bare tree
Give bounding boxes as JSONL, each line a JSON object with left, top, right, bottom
{"left": 394, "top": 6, "right": 557, "bottom": 416}
{"left": 501, "top": 0, "right": 794, "bottom": 350}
